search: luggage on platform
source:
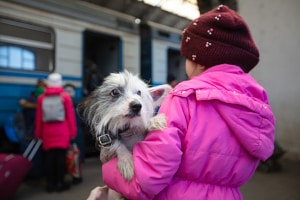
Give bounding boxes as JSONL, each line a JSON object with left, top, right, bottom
{"left": 66, "top": 142, "right": 83, "bottom": 184}
{"left": 0, "top": 139, "right": 42, "bottom": 200}
{"left": 20, "top": 139, "right": 44, "bottom": 178}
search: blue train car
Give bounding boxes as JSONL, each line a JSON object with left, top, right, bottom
{"left": 0, "top": 0, "right": 189, "bottom": 155}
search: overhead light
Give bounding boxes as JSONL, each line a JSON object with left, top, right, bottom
{"left": 143, "top": 0, "right": 199, "bottom": 20}
{"left": 134, "top": 18, "right": 141, "bottom": 24}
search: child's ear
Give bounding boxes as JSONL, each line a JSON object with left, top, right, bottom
{"left": 148, "top": 84, "right": 172, "bottom": 108}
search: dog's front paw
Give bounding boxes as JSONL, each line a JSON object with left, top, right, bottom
{"left": 100, "top": 148, "right": 117, "bottom": 164}
{"left": 117, "top": 153, "right": 134, "bottom": 181}
{"left": 148, "top": 114, "right": 167, "bottom": 131}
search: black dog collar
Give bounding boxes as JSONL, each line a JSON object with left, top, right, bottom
{"left": 97, "top": 124, "right": 130, "bottom": 148}
{"left": 97, "top": 133, "right": 118, "bottom": 147}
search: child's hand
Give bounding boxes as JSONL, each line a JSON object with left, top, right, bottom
{"left": 87, "top": 186, "right": 124, "bottom": 200}
{"left": 86, "top": 186, "right": 108, "bottom": 200}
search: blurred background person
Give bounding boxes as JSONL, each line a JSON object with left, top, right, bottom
{"left": 83, "top": 59, "right": 104, "bottom": 96}
{"left": 35, "top": 73, "right": 77, "bottom": 193}
{"left": 19, "top": 79, "right": 47, "bottom": 140}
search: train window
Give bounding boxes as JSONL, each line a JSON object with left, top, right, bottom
{"left": 0, "top": 45, "right": 35, "bottom": 70}
{"left": 158, "top": 31, "right": 170, "bottom": 38}
{"left": 0, "top": 18, "right": 55, "bottom": 72}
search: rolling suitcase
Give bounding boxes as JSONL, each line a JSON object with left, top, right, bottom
{"left": 0, "top": 139, "right": 42, "bottom": 200}
{"left": 20, "top": 139, "right": 44, "bottom": 178}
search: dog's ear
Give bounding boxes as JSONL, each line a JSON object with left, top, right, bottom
{"left": 149, "top": 84, "right": 172, "bottom": 108}
{"left": 76, "top": 94, "right": 97, "bottom": 123}
{"left": 76, "top": 96, "right": 98, "bottom": 137}
{"left": 76, "top": 98, "right": 87, "bottom": 120}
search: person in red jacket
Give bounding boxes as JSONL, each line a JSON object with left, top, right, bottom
{"left": 35, "top": 73, "right": 77, "bottom": 192}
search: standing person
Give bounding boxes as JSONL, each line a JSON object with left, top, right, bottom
{"left": 88, "top": 5, "right": 275, "bottom": 200}
{"left": 63, "top": 83, "right": 83, "bottom": 185}
{"left": 83, "top": 59, "right": 104, "bottom": 96}
{"left": 35, "top": 73, "right": 77, "bottom": 192}
{"left": 19, "top": 79, "right": 47, "bottom": 140}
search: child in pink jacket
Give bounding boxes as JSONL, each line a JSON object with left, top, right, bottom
{"left": 89, "top": 5, "right": 275, "bottom": 200}
{"left": 35, "top": 73, "right": 77, "bottom": 192}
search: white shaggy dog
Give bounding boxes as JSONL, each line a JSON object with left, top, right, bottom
{"left": 77, "top": 71, "right": 171, "bottom": 200}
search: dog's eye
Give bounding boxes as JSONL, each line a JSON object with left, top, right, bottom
{"left": 137, "top": 90, "right": 141, "bottom": 96}
{"left": 110, "top": 88, "right": 121, "bottom": 97}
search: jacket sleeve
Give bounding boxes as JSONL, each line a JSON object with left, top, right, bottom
{"left": 34, "top": 96, "right": 43, "bottom": 139}
{"left": 102, "top": 95, "right": 188, "bottom": 199}
{"left": 64, "top": 94, "right": 77, "bottom": 138}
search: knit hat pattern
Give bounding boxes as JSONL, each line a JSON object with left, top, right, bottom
{"left": 181, "top": 5, "right": 259, "bottom": 72}
{"left": 47, "top": 73, "right": 63, "bottom": 87}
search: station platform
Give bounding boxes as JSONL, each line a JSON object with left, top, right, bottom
{"left": 13, "top": 157, "right": 300, "bottom": 200}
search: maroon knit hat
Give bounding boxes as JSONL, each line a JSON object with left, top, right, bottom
{"left": 181, "top": 5, "right": 259, "bottom": 73}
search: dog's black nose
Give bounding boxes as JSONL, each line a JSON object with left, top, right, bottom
{"left": 130, "top": 101, "right": 142, "bottom": 114}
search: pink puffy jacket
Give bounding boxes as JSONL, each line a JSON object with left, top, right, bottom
{"left": 35, "top": 87, "right": 77, "bottom": 150}
{"left": 103, "top": 64, "right": 275, "bottom": 200}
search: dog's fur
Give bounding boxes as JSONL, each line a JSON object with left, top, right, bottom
{"left": 77, "top": 70, "right": 171, "bottom": 181}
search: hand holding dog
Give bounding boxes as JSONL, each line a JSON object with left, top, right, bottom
{"left": 86, "top": 186, "right": 124, "bottom": 200}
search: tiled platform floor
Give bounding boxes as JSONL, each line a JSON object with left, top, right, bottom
{"left": 13, "top": 157, "right": 300, "bottom": 200}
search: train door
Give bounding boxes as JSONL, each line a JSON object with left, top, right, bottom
{"left": 167, "top": 48, "right": 186, "bottom": 84}
{"left": 82, "top": 30, "right": 122, "bottom": 155}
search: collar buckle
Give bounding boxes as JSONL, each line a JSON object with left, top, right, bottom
{"left": 97, "top": 134, "right": 112, "bottom": 147}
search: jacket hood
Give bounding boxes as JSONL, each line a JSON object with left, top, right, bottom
{"left": 175, "top": 64, "right": 275, "bottom": 160}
